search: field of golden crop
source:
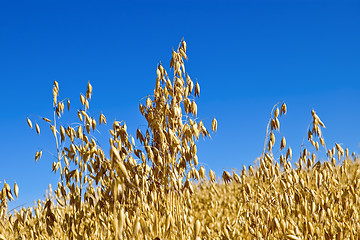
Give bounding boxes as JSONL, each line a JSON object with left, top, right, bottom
{"left": 1, "top": 40, "right": 359, "bottom": 239}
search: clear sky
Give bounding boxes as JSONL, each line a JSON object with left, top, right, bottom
{"left": 1, "top": 0, "right": 360, "bottom": 210}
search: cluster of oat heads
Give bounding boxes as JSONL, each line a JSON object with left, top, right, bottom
{"left": 0, "top": 182, "right": 18, "bottom": 218}
{"left": 1, "top": 40, "right": 360, "bottom": 240}
{"left": 205, "top": 106, "right": 360, "bottom": 239}
{"left": 0, "top": 40, "right": 219, "bottom": 240}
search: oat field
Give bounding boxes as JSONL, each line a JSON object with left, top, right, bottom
{"left": 1, "top": 40, "right": 359, "bottom": 240}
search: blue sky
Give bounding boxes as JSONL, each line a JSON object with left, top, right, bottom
{"left": 1, "top": 1, "right": 360, "bottom": 210}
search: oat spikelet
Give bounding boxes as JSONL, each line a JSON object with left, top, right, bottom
{"left": 35, "top": 123, "right": 40, "bottom": 135}
{"left": 60, "top": 126, "right": 65, "bottom": 142}
{"left": 42, "top": 117, "right": 52, "bottom": 123}
{"left": 194, "top": 219, "right": 201, "bottom": 237}
{"left": 80, "top": 94, "right": 85, "bottom": 105}
{"left": 274, "top": 107, "right": 280, "bottom": 118}
{"left": 27, "top": 118, "right": 33, "bottom": 129}
{"left": 195, "top": 82, "right": 200, "bottom": 97}
{"left": 222, "top": 171, "right": 232, "bottom": 183}
{"left": 14, "top": 182, "right": 19, "bottom": 198}
{"left": 212, "top": 118, "right": 217, "bottom": 133}
{"left": 280, "top": 102, "right": 287, "bottom": 116}
{"left": 86, "top": 81, "right": 93, "bottom": 99}
{"left": 280, "top": 136, "right": 286, "bottom": 150}
{"left": 35, "top": 150, "right": 42, "bottom": 162}
{"left": 50, "top": 125, "right": 57, "bottom": 138}
{"left": 199, "top": 166, "right": 206, "bottom": 179}
{"left": 77, "top": 110, "right": 83, "bottom": 122}
{"left": 286, "top": 147, "right": 292, "bottom": 159}
{"left": 53, "top": 80, "right": 59, "bottom": 91}
{"left": 286, "top": 235, "right": 300, "bottom": 240}
{"left": 209, "top": 170, "right": 215, "bottom": 182}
